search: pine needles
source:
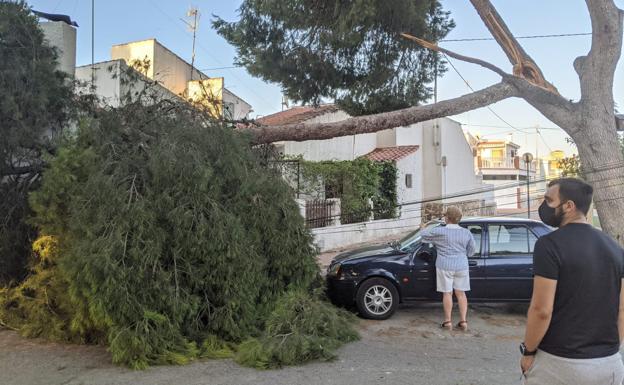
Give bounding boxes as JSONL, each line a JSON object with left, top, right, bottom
{"left": 0, "top": 95, "right": 359, "bottom": 369}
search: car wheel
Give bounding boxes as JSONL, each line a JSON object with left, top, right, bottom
{"left": 355, "top": 277, "right": 399, "bottom": 320}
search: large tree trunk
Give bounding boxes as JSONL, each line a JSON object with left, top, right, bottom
{"left": 572, "top": 118, "right": 624, "bottom": 244}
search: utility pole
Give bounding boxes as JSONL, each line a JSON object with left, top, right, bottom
{"left": 91, "top": 0, "right": 95, "bottom": 86}
{"left": 523, "top": 152, "right": 534, "bottom": 219}
{"left": 434, "top": 53, "right": 438, "bottom": 104}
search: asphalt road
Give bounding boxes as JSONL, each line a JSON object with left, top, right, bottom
{"left": 1, "top": 303, "right": 549, "bottom": 385}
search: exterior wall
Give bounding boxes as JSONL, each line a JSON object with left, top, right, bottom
{"left": 439, "top": 119, "right": 481, "bottom": 196}
{"left": 223, "top": 89, "right": 252, "bottom": 120}
{"left": 75, "top": 60, "right": 180, "bottom": 108}
{"left": 394, "top": 152, "right": 421, "bottom": 218}
{"left": 421, "top": 119, "right": 443, "bottom": 199}
{"left": 111, "top": 40, "right": 156, "bottom": 78}
{"left": 40, "top": 21, "right": 76, "bottom": 76}
{"left": 311, "top": 215, "right": 421, "bottom": 252}
{"left": 281, "top": 110, "right": 377, "bottom": 161}
{"left": 376, "top": 128, "right": 397, "bottom": 147}
{"left": 111, "top": 39, "right": 252, "bottom": 119}
{"left": 76, "top": 61, "right": 123, "bottom": 108}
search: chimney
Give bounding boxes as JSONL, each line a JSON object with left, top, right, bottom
{"left": 40, "top": 21, "right": 77, "bottom": 77}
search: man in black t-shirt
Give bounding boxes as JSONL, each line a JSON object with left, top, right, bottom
{"left": 520, "top": 178, "right": 624, "bottom": 384}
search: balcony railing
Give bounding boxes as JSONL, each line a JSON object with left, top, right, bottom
{"left": 480, "top": 157, "right": 515, "bottom": 169}
{"left": 479, "top": 156, "right": 536, "bottom": 171}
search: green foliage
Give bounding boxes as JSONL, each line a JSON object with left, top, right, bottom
{"left": 213, "top": 0, "right": 454, "bottom": 116}
{"left": 1, "top": 92, "right": 357, "bottom": 368}
{"left": 374, "top": 162, "right": 399, "bottom": 220}
{"left": 559, "top": 154, "right": 582, "bottom": 177}
{"left": 559, "top": 136, "right": 624, "bottom": 177}
{"left": 235, "top": 289, "right": 360, "bottom": 369}
{"left": 298, "top": 158, "right": 398, "bottom": 223}
{"left": 0, "top": 1, "right": 74, "bottom": 285}
{"left": 0, "top": 236, "right": 88, "bottom": 341}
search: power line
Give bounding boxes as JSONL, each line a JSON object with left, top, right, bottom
{"left": 459, "top": 123, "right": 561, "bottom": 131}
{"left": 440, "top": 32, "right": 592, "bottom": 42}
{"left": 199, "top": 66, "right": 241, "bottom": 71}
{"left": 303, "top": 161, "right": 624, "bottom": 225}
{"left": 146, "top": 0, "right": 277, "bottom": 112}
{"left": 442, "top": 53, "right": 526, "bottom": 135}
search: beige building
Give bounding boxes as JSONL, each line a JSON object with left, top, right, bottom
{"left": 109, "top": 39, "right": 251, "bottom": 120}
{"left": 474, "top": 139, "right": 538, "bottom": 213}
{"left": 74, "top": 39, "right": 252, "bottom": 119}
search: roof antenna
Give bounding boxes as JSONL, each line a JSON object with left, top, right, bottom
{"left": 181, "top": 6, "right": 200, "bottom": 81}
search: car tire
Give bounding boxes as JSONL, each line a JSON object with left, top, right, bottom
{"left": 355, "top": 277, "right": 399, "bottom": 320}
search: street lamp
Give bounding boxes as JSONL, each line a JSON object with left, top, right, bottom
{"left": 523, "top": 152, "right": 534, "bottom": 218}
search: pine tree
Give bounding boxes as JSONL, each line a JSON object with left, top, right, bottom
{"left": 2, "top": 87, "right": 357, "bottom": 368}
{"left": 0, "top": 1, "right": 73, "bottom": 284}
{"left": 213, "top": 0, "right": 454, "bottom": 116}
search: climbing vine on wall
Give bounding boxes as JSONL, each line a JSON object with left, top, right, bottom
{"left": 294, "top": 158, "right": 398, "bottom": 223}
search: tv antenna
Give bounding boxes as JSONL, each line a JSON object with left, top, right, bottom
{"left": 181, "top": 6, "right": 200, "bottom": 81}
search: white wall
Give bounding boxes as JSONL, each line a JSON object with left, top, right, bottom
{"left": 439, "top": 119, "right": 481, "bottom": 196}
{"left": 281, "top": 110, "right": 377, "bottom": 161}
{"left": 311, "top": 215, "right": 421, "bottom": 252}
{"left": 76, "top": 61, "right": 123, "bottom": 107}
{"left": 75, "top": 60, "right": 180, "bottom": 108}
{"left": 40, "top": 21, "right": 76, "bottom": 76}
{"left": 395, "top": 152, "right": 421, "bottom": 216}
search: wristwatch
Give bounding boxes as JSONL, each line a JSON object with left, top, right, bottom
{"left": 519, "top": 342, "right": 537, "bottom": 356}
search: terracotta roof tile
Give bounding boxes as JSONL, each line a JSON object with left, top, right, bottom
{"left": 257, "top": 104, "right": 339, "bottom": 126}
{"left": 363, "top": 146, "right": 419, "bottom": 162}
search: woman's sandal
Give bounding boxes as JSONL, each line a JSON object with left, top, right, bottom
{"left": 456, "top": 320, "right": 468, "bottom": 331}
{"left": 441, "top": 320, "right": 453, "bottom": 330}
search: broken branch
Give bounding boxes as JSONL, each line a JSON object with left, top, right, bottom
{"left": 241, "top": 82, "right": 518, "bottom": 144}
{"left": 400, "top": 33, "right": 509, "bottom": 78}
{"left": 469, "top": 0, "right": 558, "bottom": 94}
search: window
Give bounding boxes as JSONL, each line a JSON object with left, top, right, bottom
{"left": 405, "top": 174, "right": 412, "bottom": 188}
{"left": 463, "top": 225, "right": 483, "bottom": 257}
{"left": 488, "top": 224, "right": 537, "bottom": 255}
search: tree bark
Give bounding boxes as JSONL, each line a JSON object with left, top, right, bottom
{"left": 242, "top": 82, "right": 518, "bottom": 144}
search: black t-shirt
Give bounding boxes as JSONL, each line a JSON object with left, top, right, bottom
{"left": 534, "top": 223, "right": 624, "bottom": 359}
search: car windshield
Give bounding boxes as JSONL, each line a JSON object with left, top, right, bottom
{"left": 397, "top": 222, "right": 442, "bottom": 251}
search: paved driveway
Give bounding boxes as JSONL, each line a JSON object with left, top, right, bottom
{"left": 1, "top": 303, "right": 548, "bottom": 385}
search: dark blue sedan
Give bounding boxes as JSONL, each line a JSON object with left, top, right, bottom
{"left": 326, "top": 217, "right": 552, "bottom": 320}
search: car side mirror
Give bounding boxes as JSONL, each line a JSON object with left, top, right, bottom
{"left": 416, "top": 250, "right": 433, "bottom": 263}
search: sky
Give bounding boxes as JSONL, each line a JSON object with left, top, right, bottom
{"left": 27, "top": 0, "right": 624, "bottom": 158}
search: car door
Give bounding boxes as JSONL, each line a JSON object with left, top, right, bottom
{"left": 461, "top": 223, "right": 488, "bottom": 300}
{"left": 408, "top": 223, "right": 487, "bottom": 300}
{"left": 485, "top": 223, "right": 538, "bottom": 300}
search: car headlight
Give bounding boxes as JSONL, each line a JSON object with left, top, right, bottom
{"left": 328, "top": 263, "right": 342, "bottom": 277}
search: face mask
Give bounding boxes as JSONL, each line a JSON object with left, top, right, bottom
{"left": 538, "top": 200, "right": 565, "bottom": 227}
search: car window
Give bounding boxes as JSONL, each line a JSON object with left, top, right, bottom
{"left": 461, "top": 224, "right": 482, "bottom": 257}
{"left": 399, "top": 222, "right": 441, "bottom": 251}
{"left": 488, "top": 224, "right": 535, "bottom": 256}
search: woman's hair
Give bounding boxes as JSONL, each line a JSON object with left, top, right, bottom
{"left": 444, "top": 206, "right": 462, "bottom": 224}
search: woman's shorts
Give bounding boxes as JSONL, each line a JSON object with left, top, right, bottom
{"left": 436, "top": 268, "right": 470, "bottom": 292}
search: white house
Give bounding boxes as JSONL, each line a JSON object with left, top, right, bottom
{"left": 259, "top": 105, "right": 493, "bottom": 221}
